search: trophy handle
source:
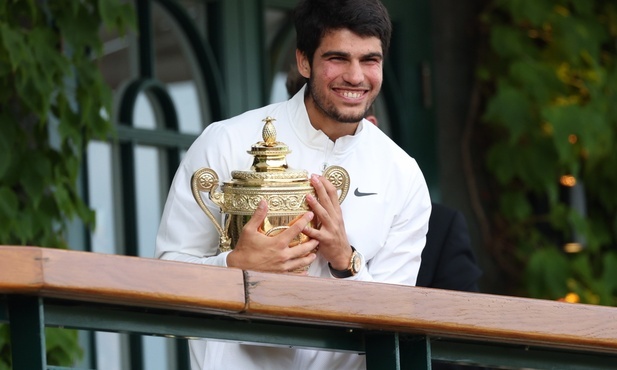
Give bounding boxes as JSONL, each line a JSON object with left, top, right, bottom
{"left": 191, "top": 168, "right": 231, "bottom": 250}
{"left": 323, "top": 165, "right": 350, "bottom": 204}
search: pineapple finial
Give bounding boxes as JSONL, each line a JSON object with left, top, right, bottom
{"left": 262, "top": 116, "right": 277, "bottom": 146}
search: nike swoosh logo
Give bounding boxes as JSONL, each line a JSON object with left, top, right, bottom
{"left": 354, "top": 188, "right": 377, "bottom": 197}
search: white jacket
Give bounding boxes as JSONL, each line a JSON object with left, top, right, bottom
{"left": 155, "top": 87, "right": 431, "bottom": 369}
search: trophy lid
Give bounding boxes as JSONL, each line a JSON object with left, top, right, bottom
{"left": 230, "top": 116, "right": 308, "bottom": 184}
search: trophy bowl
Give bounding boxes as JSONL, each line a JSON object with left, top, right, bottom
{"left": 191, "top": 117, "right": 350, "bottom": 256}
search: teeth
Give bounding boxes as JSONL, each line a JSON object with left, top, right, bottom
{"left": 341, "top": 91, "right": 362, "bottom": 98}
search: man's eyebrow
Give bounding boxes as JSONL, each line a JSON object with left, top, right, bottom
{"left": 320, "top": 51, "right": 383, "bottom": 59}
{"left": 362, "top": 52, "right": 384, "bottom": 59}
{"left": 321, "top": 50, "right": 351, "bottom": 58}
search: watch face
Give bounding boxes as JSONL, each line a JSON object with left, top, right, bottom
{"left": 351, "top": 253, "right": 361, "bottom": 274}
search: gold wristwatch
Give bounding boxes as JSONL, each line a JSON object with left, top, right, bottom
{"left": 329, "top": 246, "right": 361, "bottom": 278}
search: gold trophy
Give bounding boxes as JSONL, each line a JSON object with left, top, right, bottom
{"left": 191, "top": 116, "right": 350, "bottom": 254}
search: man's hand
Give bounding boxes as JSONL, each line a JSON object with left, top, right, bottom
{"left": 226, "top": 199, "right": 318, "bottom": 274}
{"left": 303, "top": 174, "right": 353, "bottom": 270}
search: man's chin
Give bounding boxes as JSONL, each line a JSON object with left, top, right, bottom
{"left": 329, "top": 107, "right": 367, "bottom": 123}
{"left": 337, "top": 117, "right": 364, "bottom": 124}
{"left": 335, "top": 112, "right": 367, "bottom": 123}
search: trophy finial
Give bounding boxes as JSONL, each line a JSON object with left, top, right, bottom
{"left": 262, "top": 116, "right": 277, "bottom": 147}
{"left": 249, "top": 116, "right": 290, "bottom": 172}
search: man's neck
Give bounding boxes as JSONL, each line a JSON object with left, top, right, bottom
{"left": 304, "top": 96, "right": 359, "bottom": 142}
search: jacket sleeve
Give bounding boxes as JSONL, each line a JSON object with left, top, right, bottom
{"left": 154, "top": 122, "right": 245, "bottom": 267}
{"left": 417, "top": 204, "right": 482, "bottom": 292}
{"left": 349, "top": 159, "right": 432, "bottom": 286}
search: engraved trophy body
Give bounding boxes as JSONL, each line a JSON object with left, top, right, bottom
{"left": 191, "top": 117, "right": 350, "bottom": 254}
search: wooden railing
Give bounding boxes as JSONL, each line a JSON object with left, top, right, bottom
{"left": 1, "top": 246, "right": 616, "bottom": 369}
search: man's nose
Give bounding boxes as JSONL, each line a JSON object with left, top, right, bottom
{"left": 343, "top": 61, "right": 364, "bottom": 85}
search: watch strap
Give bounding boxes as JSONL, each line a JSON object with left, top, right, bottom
{"left": 328, "top": 246, "right": 358, "bottom": 278}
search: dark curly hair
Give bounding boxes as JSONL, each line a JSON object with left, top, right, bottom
{"left": 293, "top": 0, "right": 392, "bottom": 65}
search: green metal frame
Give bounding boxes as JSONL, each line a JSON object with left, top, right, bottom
{"left": 7, "top": 296, "right": 46, "bottom": 369}
{"left": 210, "top": 0, "right": 266, "bottom": 115}
{"left": 381, "top": 0, "right": 438, "bottom": 194}
{"left": 105, "top": 0, "right": 231, "bottom": 367}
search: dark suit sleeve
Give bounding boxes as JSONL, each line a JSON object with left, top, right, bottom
{"left": 416, "top": 203, "right": 482, "bottom": 292}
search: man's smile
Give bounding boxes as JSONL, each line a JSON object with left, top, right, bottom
{"left": 334, "top": 88, "right": 369, "bottom": 100}
{"left": 339, "top": 90, "right": 365, "bottom": 99}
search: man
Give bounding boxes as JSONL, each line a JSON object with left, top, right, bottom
{"left": 155, "top": 0, "right": 431, "bottom": 369}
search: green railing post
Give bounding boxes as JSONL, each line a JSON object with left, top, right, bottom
{"left": 365, "top": 333, "right": 432, "bottom": 370}
{"left": 365, "top": 332, "right": 402, "bottom": 370}
{"left": 8, "top": 295, "right": 46, "bottom": 370}
{"left": 401, "top": 336, "right": 431, "bottom": 370}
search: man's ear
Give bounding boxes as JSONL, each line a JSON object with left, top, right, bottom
{"left": 365, "top": 115, "right": 379, "bottom": 126}
{"left": 296, "top": 49, "right": 311, "bottom": 78}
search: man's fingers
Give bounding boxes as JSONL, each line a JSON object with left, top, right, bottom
{"left": 285, "top": 252, "right": 317, "bottom": 275}
{"left": 300, "top": 222, "right": 319, "bottom": 239}
{"left": 245, "top": 199, "right": 268, "bottom": 231}
{"left": 310, "top": 174, "right": 340, "bottom": 212}
{"left": 321, "top": 176, "right": 342, "bottom": 208}
{"left": 288, "top": 238, "right": 319, "bottom": 258}
{"left": 282, "top": 211, "right": 314, "bottom": 240}
{"left": 310, "top": 174, "right": 330, "bottom": 205}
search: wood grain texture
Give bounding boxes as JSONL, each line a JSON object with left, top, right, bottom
{"left": 0, "top": 246, "right": 44, "bottom": 293}
{"left": 0, "top": 246, "right": 245, "bottom": 314}
{"left": 244, "top": 271, "right": 617, "bottom": 353}
{"left": 1, "top": 246, "right": 616, "bottom": 356}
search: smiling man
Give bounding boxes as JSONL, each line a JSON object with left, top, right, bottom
{"left": 155, "top": 0, "right": 431, "bottom": 369}
{"left": 299, "top": 28, "right": 383, "bottom": 131}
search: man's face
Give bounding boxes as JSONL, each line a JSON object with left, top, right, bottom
{"left": 298, "top": 29, "right": 383, "bottom": 125}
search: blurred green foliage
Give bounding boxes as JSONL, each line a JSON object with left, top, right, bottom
{"left": 0, "top": 0, "right": 133, "bottom": 367}
{"left": 479, "top": 0, "right": 617, "bottom": 305}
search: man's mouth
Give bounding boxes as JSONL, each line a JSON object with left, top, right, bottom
{"left": 336, "top": 89, "right": 366, "bottom": 99}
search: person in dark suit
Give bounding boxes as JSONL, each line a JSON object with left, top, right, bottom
{"left": 417, "top": 202, "right": 482, "bottom": 291}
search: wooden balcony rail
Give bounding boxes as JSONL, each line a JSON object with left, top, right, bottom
{"left": 0, "top": 246, "right": 616, "bottom": 369}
